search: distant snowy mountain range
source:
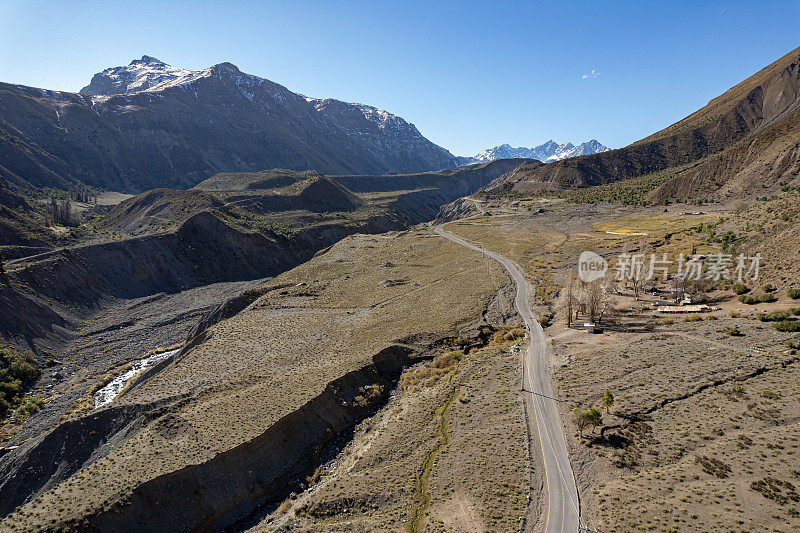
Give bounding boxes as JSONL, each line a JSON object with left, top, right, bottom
{"left": 471, "top": 140, "right": 609, "bottom": 163}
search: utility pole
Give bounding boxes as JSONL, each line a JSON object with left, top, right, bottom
{"left": 481, "top": 241, "right": 489, "bottom": 279}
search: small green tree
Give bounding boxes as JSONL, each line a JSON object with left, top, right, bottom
{"left": 602, "top": 389, "right": 614, "bottom": 413}
{"left": 571, "top": 408, "right": 588, "bottom": 437}
{"left": 572, "top": 407, "right": 603, "bottom": 436}
{"left": 584, "top": 407, "right": 603, "bottom": 433}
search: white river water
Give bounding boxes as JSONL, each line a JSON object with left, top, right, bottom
{"left": 93, "top": 348, "right": 180, "bottom": 408}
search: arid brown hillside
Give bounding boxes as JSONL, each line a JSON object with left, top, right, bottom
{"left": 99, "top": 162, "right": 523, "bottom": 237}
{"left": 0, "top": 177, "right": 51, "bottom": 247}
{"left": 502, "top": 45, "right": 800, "bottom": 201}
{"left": 0, "top": 229, "right": 510, "bottom": 531}
{"left": 0, "top": 163, "right": 519, "bottom": 350}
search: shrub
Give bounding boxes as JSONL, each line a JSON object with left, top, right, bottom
{"left": 739, "top": 295, "right": 758, "bottom": 305}
{"left": 758, "top": 310, "right": 793, "bottom": 322}
{"left": 502, "top": 328, "right": 525, "bottom": 341}
{"left": 602, "top": 389, "right": 614, "bottom": 412}
{"left": 761, "top": 389, "right": 780, "bottom": 400}
{"left": 727, "top": 327, "right": 744, "bottom": 337}
{"left": 14, "top": 394, "right": 44, "bottom": 420}
{"left": 759, "top": 293, "right": 777, "bottom": 303}
{"left": 0, "top": 347, "right": 41, "bottom": 418}
{"left": 732, "top": 283, "right": 750, "bottom": 295}
{"left": 788, "top": 288, "right": 800, "bottom": 300}
{"left": 762, "top": 283, "right": 775, "bottom": 293}
{"left": 491, "top": 326, "right": 525, "bottom": 344}
{"left": 538, "top": 315, "right": 551, "bottom": 328}
{"left": 775, "top": 320, "right": 800, "bottom": 333}
{"left": 433, "top": 350, "right": 463, "bottom": 369}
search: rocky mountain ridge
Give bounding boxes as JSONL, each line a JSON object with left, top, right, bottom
{"left": 495, "top": 45, "right": 800, "bottom": 201}
{"left": 0, "top": 56, "right": 462, "bottom": 194}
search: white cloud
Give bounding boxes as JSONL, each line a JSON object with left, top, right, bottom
{"left": 581, "top": 69, "right": 600, "bottom": 80}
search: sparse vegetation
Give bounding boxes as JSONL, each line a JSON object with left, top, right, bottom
{"left": 696, "top": 455, "right": 732, "bottom": 478}
{"left": 732, "top": 283, "right": 750, "bottom": 295}
{"left": 14, "top": 394, "right": 45, "bottom": 420}
{"left": 0, "top": 346, "right": 41, "bottom": 419}
{"left": 213, "top": 207, "right": 297, "bottom": 240}
{"left": 757, "top": 309, "right": 798, "bottom": 322}
{"left": 774, "top": 320, "right": 800, "bottom": 333}
{"left": 572, "top": 407, "right": 602, "bottom": 437}
{"left": 750, "top": 477, "right": 800, "bottom": 505}
{"left": 564, "top": 164, "right": 696, "bottom": 206}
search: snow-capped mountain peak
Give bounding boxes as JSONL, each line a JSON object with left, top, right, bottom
{"left": 67, "top": 55, "right": 462, "bottom": 178}
{"left": 79, "top": 56, "right": 208, "bottom": 95}
{"left": 472, "top": 139, "right": 609, "bottom": 163}
{"left": 79, "top": 57, "right": 410, "bottom": 132}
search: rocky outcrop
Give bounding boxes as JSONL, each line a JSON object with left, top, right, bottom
{"left": 434, "top": 197, "right": 479, "bottom": 223}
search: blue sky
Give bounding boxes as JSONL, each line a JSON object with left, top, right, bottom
{"left": 1, "top": 1, "right": 799, "bottom": 156}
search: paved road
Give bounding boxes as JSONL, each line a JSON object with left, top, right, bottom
{"left": 435, "top": 222, "right": 581, "bottom": 533}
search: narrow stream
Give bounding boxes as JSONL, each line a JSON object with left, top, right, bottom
{"left": 93, "top": 348, "right": 180, "bottom": 408}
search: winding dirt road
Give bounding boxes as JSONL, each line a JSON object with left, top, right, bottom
{"left": 435, "top": 221, "right": 581, "bottom": 533}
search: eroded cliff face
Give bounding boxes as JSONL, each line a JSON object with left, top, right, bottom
{"left": 0, "top": 345, "right": 414, "bottom": 531}
{"left": 1, "top": 210, "right": 401, "bottom": 346}
{"left": 0, "top": 228, "right": 506, "bottom": 533}
{"left": 434, "top": 197, "right": 479, "bottom": 223}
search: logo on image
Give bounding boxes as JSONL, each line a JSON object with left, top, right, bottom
{"left": 578, "top": 251, "right": 608, "bottom": 282}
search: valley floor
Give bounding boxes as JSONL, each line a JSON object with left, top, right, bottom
{"left": 448, "top": 198, "right": 800, "bottom": 532}
{"left": 5, "top": 193, "right": 798, "bottom": 532}
{"left": 1, "top": 277, "right": 267, "bottom": 444}
{"left": 1, "top": 228, "right": 548, "bottom": 532}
